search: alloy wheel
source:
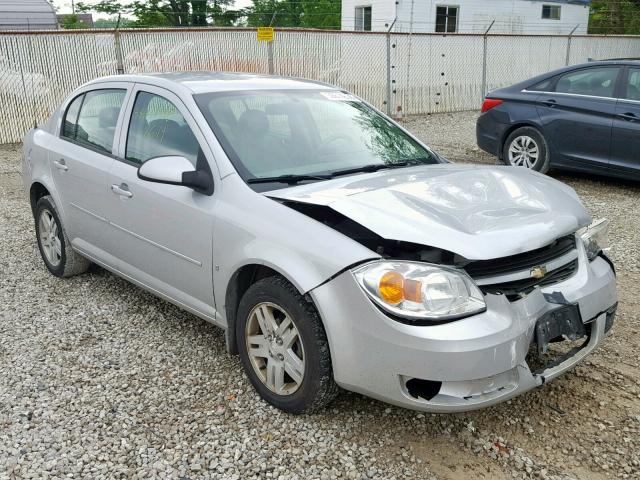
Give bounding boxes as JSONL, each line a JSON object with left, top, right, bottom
{"left": 508, "top": 135, "right": 539, "bottom": 168}
{"left": 245, "top": 302, "right": 305, "bottom": 395}
{"left": 39, "top": 209, "right": 62, "bottom": 267}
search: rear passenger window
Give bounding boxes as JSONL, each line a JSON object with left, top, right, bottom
{"left": 62, "top": 89, "right": 126, "bottom": 154}
{"left": 625, "top": 68, "right": 640, "bottom": 101}
{"left": 555, "top": 67, "right": 620, "bottom": 98}
{"left": 125, "top": 92, "right": 200, "bottom": 166}
{"left": 62, "top": 94, "right": 84, "bottom": 139}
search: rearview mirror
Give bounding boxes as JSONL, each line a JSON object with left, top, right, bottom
{"left": 137, "top": 156, "right": 212, "bottom": 193}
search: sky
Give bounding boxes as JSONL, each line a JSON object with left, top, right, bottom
{"left": 53, "top": 0, "right": 253, "bottom": 15}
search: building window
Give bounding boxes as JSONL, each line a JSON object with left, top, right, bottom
{"left": 435, "top": 6, "right": 458, "bottom": 33}
{"left": 542, "top": 5, "right": 561, "bottom": 20}
{"left": 355, "top": 6, "right": 372, "bottom": 31}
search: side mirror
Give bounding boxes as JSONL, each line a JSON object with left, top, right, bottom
{"left": 137, "top": 156, "right": 212, "bottom": 194}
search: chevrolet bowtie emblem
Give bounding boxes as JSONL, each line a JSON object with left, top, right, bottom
{"left": 530, "top": 265, "right": 548, "bottom": 279}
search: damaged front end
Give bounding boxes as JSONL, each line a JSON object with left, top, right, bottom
{"left": 276, "top": 199, "right": 461, "bottom": 265}
{"left": 271, "top": 191, "right": 617, "bottom": 411}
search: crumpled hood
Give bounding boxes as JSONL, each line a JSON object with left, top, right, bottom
{"left": 267, "top": 164, "right": 591, "bottom": 260}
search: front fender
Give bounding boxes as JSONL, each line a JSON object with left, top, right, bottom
{"left": 212, "top": 175, "right": 379, "bottom": 325}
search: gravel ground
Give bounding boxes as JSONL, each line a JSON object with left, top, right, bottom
{"left": 1, "top": 111, "right": 639, "bottom": 480}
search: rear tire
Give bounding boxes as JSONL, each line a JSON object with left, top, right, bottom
{"left": 35, "top": 195, "right": 90, "bottom": 278}
{"left": 236, "top": 276, "right": 339, "bottom": 414}
{"left": 502, "top": 127, "right": 550, "bottom": 173}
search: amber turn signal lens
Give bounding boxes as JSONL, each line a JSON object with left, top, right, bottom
{"left": 379, "top": 271, "right": 404, "bottom": 304}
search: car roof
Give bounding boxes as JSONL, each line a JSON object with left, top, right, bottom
{"left": 494, "top": 59, "right": 640, "bottom": 93}
{"left": 85, "top": 71, "right": 335, "bottom": 94}
{"left": 536, "top": 60, "right": 640, "bottom": 79}
{"left": 579, "top": 59, "right": 640, "bottom": 66}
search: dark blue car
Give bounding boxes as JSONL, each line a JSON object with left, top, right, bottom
{"left": 476, "top": 60, "right": 640, "bottom": 180}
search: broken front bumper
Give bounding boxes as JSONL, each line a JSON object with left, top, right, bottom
{"left": 309, "top": 245, "right": 617, "bottom": 412}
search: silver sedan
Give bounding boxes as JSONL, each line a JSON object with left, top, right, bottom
{"left": 22, "top": 72, "right": 617, "bottom": 413}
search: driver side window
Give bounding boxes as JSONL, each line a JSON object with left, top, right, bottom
{"left": 125, "top": 92, "right": 200, "bottom": 166}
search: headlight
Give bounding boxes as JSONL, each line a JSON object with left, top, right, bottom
{"left": 578, "top": 218, "right": 609, "bottom": 261}
{"left": 352, "top": 261, "right": 486, "bottom": 321}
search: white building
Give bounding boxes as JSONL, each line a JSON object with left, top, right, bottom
{"left": 342, "top": 0, "right": 591, "bottom": 34}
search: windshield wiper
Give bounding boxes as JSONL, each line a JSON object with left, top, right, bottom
{"left": 328, "top": 161, "right": 409, "bottom": 178}
{"left": 247, "top": 160, "right": 422, "bottom": 185}
{"left": 246, "top": 173, "right": 332, "bottom": 185}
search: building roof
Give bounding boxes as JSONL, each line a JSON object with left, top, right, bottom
{"left": 0, "top": 0, "right": 58, "bottom": 30}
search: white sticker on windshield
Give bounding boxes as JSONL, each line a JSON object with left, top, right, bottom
{"left": 321, "top": 91, "right": 360, "bottom": 102}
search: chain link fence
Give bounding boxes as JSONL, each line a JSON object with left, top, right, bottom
{"left": 1, "top": 28, "right": 639, "bottom": 143}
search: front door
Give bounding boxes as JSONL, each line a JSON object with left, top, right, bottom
{"left": 107, "top": 85, "right": 218, "bottom": 320}
{"left": 48, "top": 86, "right": 129, "bottom": 262}
{"left": 610, "top": 67, "right": 640, "bottom": 180}
{"left": 535, "top": 66, "right": 620, "bottom": 174}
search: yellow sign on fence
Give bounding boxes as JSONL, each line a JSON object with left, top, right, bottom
{"left": 257, "top": 27, "right": 274, "bottom": 42}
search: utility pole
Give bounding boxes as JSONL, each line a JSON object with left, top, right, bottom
{"left": 267, "top": 12, "right": 277, "bottom": 75}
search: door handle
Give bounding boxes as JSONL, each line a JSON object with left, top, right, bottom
{"left": 53, "top": 159, "right": 68, "bottom": 171}
{"left": 618, "top": 112, "right": 638, "bottom": 121}
{"left": 111, "top": 183, "right": 133, "bottom": 198}
{"left": 542, "top": 99, "right": 557, "bottom": 107}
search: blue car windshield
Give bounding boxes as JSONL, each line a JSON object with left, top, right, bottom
{"left": 194, "top": 89, "right": 438, "bottom": 189}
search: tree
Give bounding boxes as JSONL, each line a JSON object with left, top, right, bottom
{"left": 589, "top": 0, "right": 640, "bottom": 34}
{"left": 245, "top": 0, "right": 340, "bottom": 29}
{"left": 76, "top": 0, "right": 241, "bottom": 28}
{"left": 59, "top": 14, "right": 91, "bottom": 29}
{"left": 94, "top": 16, "right": 133, "bottom": 28}
{"left": 76, "top": 0, "right": 123, "bottom": 16}
{"left": 209, "top": 0, "right": 241, "bottom": 26}
{"left": 299, "top": 0, "right": 341, "bottom": 29}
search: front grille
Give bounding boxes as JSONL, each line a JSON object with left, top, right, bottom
{"left": 480, "top": 259, "right": 578, "bottom": 296}
{"left": 464, "top": 235, "right": 578, "bottom": 297}
{"left": 464, "top": 235, "right": 576, "bottom": 278}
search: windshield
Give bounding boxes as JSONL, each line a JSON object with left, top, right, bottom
{"left": 194, "top": 89, "right": 438, "bottom": 190}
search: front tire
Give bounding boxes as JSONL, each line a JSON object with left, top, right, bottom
{"left": 236, "top": 276, "right": 339, "bottom": 414}
{"left": 35, "top": 196, "right": 90, "bottom": 277}
{"left": 503, "top": 127, "right": 550, "bottom": 173}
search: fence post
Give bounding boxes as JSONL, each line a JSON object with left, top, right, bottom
{"left": 267, "top": 14, "right": 277, "bottom": 75}
{"left": 565, "top": 24, "right": 579, "bottom": 66}
{"left": 114, "top": 14, "right": 125, "bottom": 74}
{"left": 267, "top": 41, "right": 274, "bottom": 74}
{"left": 481, "top": 20, "right": 495, "bottom": 102}
{"left": 386, "top": 17, "right": 397, "bottom": 117}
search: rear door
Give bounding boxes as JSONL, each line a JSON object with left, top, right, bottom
{"left": 48, "top": 84, "right": 129, "bottom": 262}
{"left": 610, "top": 66, "right": 640, "bottom": 179}
{"left": 106, "top": 84, "right": 218, "bottom": 320}
{"left": 535, "top": 66, "right": 621, "bottom": 174}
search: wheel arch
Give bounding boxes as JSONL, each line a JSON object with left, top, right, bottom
{"left": 499, "top": 122, "right": 545, "bottom": 160}
{"left": 223, "top": 263, "right": 309, "bottom": 355}
{"left": 29, "top": 181, "right": 51, "bottom": 215}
